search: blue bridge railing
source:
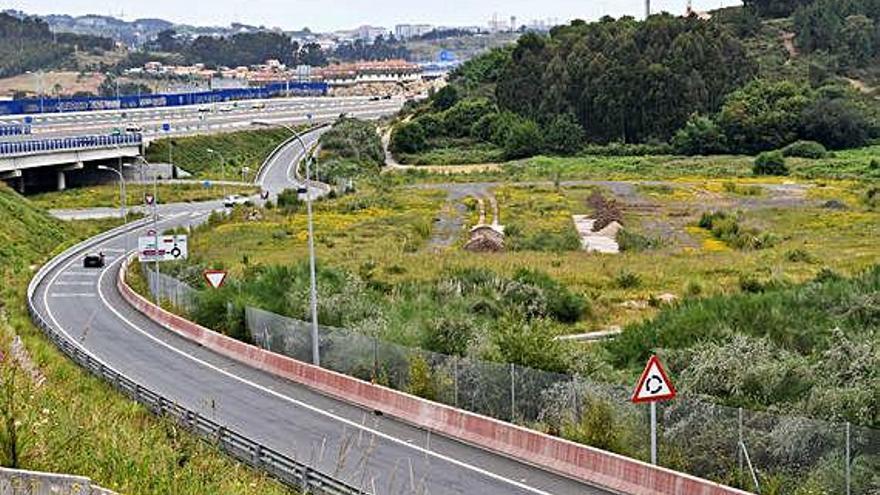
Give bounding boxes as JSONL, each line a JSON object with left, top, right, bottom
{"left": 0, "top": 124, "right": 32, "bottom": 136}
{"left": 0, "top": 133, "right": 142, "bottom": 157}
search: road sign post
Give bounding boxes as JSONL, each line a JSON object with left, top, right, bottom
{"left": 631, "top": 355, "right": 676, "bottom": 465}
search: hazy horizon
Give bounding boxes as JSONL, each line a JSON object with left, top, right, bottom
{"left": 6, "top": 0, "right": 740, "bottom": 32}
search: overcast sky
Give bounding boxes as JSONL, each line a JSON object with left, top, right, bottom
{"left": 8, "top": 0, "right": 740, "bottom": 32}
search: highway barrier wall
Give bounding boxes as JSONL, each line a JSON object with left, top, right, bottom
{"left": 0, "top": 82, "right": 328, "bottom": 116}
{"left": 118, "top": 255, "right": 754, "bottom": 495}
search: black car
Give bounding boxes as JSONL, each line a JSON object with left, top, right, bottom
{"left": 83, "top": 253, "right": 105, "bottom": 268}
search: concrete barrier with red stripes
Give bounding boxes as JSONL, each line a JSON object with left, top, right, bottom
{"left": 118, "top": 257, "right": 752, "bottom": 495}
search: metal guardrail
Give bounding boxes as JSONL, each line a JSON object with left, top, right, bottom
{"left": 0, "top": 133, "right": 142, "bottom": 157}
{"left": 26, "top": 220, "right": 366, "bottom": 495}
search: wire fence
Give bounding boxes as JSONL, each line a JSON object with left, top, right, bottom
{"left": 146, "top": 268, "right": 198, "bottom": 313}
{"left": 244, "top": 306, "right": 880, "bottom": 495}
{"left": 143, "top": 272, "right": 880, "bottom": 494}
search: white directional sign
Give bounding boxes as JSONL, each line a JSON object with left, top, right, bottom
{"left": 631, "top": 355, "right": 676, "bottom": 403}
{"left": 138, "top": 235, "right": 188, "bottom": 262}
{"left": 203, "top": 270, "right": 228, "bottom": 289}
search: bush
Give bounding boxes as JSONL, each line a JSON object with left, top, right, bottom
{"left": 503, "top": 118, "right": 543, "bottom": 159}
{"left": 617, "top": 230, "right": 662, "bottom": 251}
{"left": 753, "top": 151, "right": 789, "bottom": 176}
{"left": 513, "top": 268, "right": 587, "bottom": 323}
{"left": 276, "top": 188, "right": 302, "bottom": 212}
{"left": 423, "top": 315, "right": 477, "bottom": 356}
{"left": 672, "top": 115, "right": 728, "bottom": 155}
{"left": 781, "top": 140, "right": 828, "bottom": 159}
{"left": 542, "top": 114, "right": 586, "bottom": 155}
{"left": 615, "top": 270, "right": 642, "bottom": 289}
{"left": 431, "top": 85, "right": 459, "bottom": 111}
{"left": 442, "top": 99, "right": 495, "bottom": 138}
{"left": 390, "top": 121, "right": 427, "bottom": 154}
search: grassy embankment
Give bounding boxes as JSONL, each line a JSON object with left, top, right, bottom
{"left": 0, "top": 184, "right": 292, "bottom": 494}
{"left": 30, "top": 183, "right": 259, "bottom": 210}
{"left": 145, "top": 128, "right": 292, "bottom": 182}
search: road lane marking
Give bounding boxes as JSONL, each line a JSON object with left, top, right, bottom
{"left": 50, "top": 293, "right": 96, "bottom": 298}
{"left": 93, "top": 256, "right": 556, "bottom": 495}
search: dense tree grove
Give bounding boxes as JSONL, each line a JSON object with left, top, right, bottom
{"left": 331, "top": 35, "right": 410, "bottom": 62}
{"left": 495, "top": 15, "right": 757, "bottom": 144}
{"left": 742, "top": 0, "right": 813, "bottom": 18}
{"left": 143, "top": 29, "right": 328, "bottom": 68}
{"left": 0, "top": 13, "right": 113, "bottom": 78}
{"left": 793, "top": 0, "right": 880, "bottom": 68}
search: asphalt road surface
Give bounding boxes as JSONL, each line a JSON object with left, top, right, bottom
{"left": 31, "top": 128, "right": 614, "bottom": 495}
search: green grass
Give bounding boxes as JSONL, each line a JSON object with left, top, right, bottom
{"left": 397, "top": 140, "right": 505, "bottom": 166}
{"left": 388, "top": 145, "right": 880, "bottom": 184}
{"left": 145, "top": 128, "right": 294, "bottom": 181}
{"left": 0, "top": 183, "right": 293, "bottom": 494}
{"left": 29, "top": 183, "right": 258, "bottom": 210}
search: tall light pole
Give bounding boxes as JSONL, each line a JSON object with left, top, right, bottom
{"left": 97, "top": 165, "right": 127, "bottom": 221}
{"left": 138, "top": 156, "right": 160, "bottom": 305}
{"left": 205, "top": 148, "right": 227, "bottom": 197}
{"left": 252, "top": 119, "right": 320, "bottom": 366}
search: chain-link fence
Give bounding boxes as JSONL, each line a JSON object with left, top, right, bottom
{"left": 246, "top": 306, "right": 880, "bottom": 495}
{"left": 144, "top": 267, "right": 198, "bottom": 313}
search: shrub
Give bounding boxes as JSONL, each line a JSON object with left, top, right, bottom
{"left": 502, "top": 118, "right": 543, "bottom": 159}
{"left": 684, "top": 280, "right": 704, "bottom": 297}
{"left": 781, "top": 140, "right": 828, "bottom": 159}
{"left": 276, "top": 188, "right": 302, "bottom": 212}
{"left": 406, "top": 354, "right": 437, "bottom": 400}
{"left": 542, "top": 114, "right": 586, "bottom": 155}
{"left": 431, "top": 85, "right": 459, "bottom": 111}
{"left": 390, "top": 121, "right": 427, "bottom": 154}
{"left": 615, "top": 270, "right": 642, "bottom": 289}
{"left": 617, "top": 230, "right": 662, "bottom": 251}
{"left": 672, "top": 115, "right": 728, "bottom": 155}
{"left": 785, "top": 248, "right": 816, "bottom": 263}
{"left": 513, "top": 268, "right": 587, "bottom": 323}
{"left": 442, "top": 99, "right": 495, "bottom": 138}
{"left": 753, "top": 151, "right": 789, "bottom": 176}
{"left": 423, "top": 315, "right": 477, "bottom": 356}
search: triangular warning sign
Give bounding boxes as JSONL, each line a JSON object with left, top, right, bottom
{"left": 631, "top": 355, "right": 677, "bottom": 403}
{"left": 204, "top": 270, "right": 228, "bottom": 289}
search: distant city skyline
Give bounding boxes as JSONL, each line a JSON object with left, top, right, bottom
{"left": 7, "top": 0, "right": 740, "bottom": 33}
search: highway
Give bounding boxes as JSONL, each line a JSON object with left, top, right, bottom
{"left": 30, "top": 127, "right": 613, "bottom": 495}
{"left": 0, "top": 96, "right": 402, "bottom": 142}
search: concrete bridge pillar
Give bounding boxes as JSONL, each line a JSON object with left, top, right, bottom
{"left": 56, "top": 162, "right": 84, "bottom": 191}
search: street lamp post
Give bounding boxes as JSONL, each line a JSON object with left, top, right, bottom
{"left": 252, "top": 119, "right": 321, "bottom": 366}
{"left": 205, "top": 148, "right": 227, "bottom": 197}
{"left": 97, "top": 165, "right": 127, "bottom": 221}
{"left": 138, "top": 156, "right": 161, "bottom": 305}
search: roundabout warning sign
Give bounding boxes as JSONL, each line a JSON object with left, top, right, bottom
{"left": 631, "top": 355, "right": 676, "bottom": 403}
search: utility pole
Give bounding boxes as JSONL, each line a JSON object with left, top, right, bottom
{"left": 646, "top": 0, "right": 651, "bottom": 19}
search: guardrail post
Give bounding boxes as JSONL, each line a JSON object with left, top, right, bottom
{"left": 253, "top": 445, "right": 263, "bottom": 467}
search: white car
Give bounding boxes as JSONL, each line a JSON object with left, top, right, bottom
{"left": 223, "top": 194, "right": 249, "bottom": 208}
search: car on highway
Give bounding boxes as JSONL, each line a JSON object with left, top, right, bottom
{"left": 250, "top": 102, "right": 266, "bottom": 109}
{"left": 197, "top": 105, "right": 212, "bottom": 113}
{"left": 223, "top": 194, "right": 250, "bottom": 208}
{"left": 218, "top": 105, "right": 234, "bottom": 113}
{"left": 125, "top": 124, "right": 143, "bottom": 133}
{"left": 83, "top": 252, "right": 105, "bottom": 268}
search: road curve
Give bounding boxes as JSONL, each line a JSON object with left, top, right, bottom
{"left": 30, "top": 129, "right": 613, "bottom": 495}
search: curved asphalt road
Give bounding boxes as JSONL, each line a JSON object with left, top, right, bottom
{"left": 31, "top": 128, "right": 613, "bottom": 495}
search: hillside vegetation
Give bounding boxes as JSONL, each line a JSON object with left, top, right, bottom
{"left": 392, "top": 4, "right": 879, "bottom": 164}
{"left": 145, "top": 128, "right": 291, "bottom": 181}
{"left": 0, "top": 13, "right": 113, "bottom": 79}
{"left": 0, "top": 184, "right": 292, "bottom": 494}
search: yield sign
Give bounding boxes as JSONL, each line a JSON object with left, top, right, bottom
{"left": 145, "top": 193, "right": 155, "bottom": 206}
{"left": 203, "top": 270, "right": 228, "bottom": 289}
{"left": 631, "top": 355, "right": 676, "bottom": 403}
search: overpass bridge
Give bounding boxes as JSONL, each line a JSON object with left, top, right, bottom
{"left": 0, "top": 134, "right": 142, "bottom": 193}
